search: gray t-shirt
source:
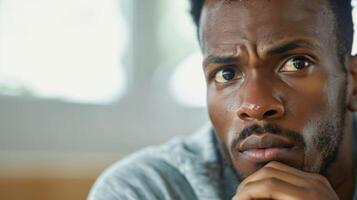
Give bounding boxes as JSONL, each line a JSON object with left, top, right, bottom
{"left": 88, "top": 124, "right": 357, "bottom": 200}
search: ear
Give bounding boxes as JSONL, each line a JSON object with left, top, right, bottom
{"left": 347, "top": 55, "right": 357, "bottom": 112}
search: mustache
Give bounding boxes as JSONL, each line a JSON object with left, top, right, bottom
{"left": 231, "top": 123, "right": 305, "bottom": 151}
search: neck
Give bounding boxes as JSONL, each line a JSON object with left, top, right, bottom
{"left": 326, "top": 113, "right": 355, "bottom": 200}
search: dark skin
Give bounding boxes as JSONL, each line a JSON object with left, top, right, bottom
{"left": 200, "top": 0, "right": 357, "bottom": 199}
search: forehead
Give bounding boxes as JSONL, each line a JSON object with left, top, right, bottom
{"left": 200, "top": 0, "right": 335, "bottom": 55}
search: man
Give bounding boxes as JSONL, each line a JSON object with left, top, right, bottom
{"left": 88, "top": 0, "right": 357, "bottom": 199}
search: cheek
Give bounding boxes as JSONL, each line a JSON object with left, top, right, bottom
{"left": 207, "top": 84, "right": 240, "bottom": 144}
{"left": 285, "top": 70, "right": 346, "bottom": 172}
{"left": 281, "top": 71, "right": 328, "bottom": 127}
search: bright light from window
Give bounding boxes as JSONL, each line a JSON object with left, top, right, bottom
{"left": 0, "top": 0, "right": 127, "bottom": 104}
{"left": 352, "top": 2, "right": 357, "bottom": 55}
{"left": 161, "top": 0, "right": 205, "bottom": 108}
{"left": 169, "top": 52, "right": 206, "bottom": 108}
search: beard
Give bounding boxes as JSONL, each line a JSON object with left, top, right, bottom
{"left": 307, "top": 75, "right": 347, "bottom": 175}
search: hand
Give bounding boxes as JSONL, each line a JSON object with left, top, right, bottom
{"left": 232, "top": 161, "right": 339, "bottom": 200}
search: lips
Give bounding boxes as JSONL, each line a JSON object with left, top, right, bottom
{"left": 238, "top": 133, "right": 296, "bottom": 162}
{"left": 239, "top": 133, "right": 295, "bottom": 151}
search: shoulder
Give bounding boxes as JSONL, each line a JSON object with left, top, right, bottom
{"left": 88, "top": 147, "right": 192, "bottom": 199}
{"left": 87, "top": 125, "right": 216, "bottom": 200}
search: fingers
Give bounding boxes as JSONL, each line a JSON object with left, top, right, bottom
{"left": 237, "top": 165, "right": 307, "bottom": 194}
{"left": 234, "top": 161, "right": 338, "bottom": 200}
{"left": 234, "top": 178, "right": 306, "bottom": 200}
{"left": 264, "top": 161, "right": 311, "bottom": 177}
{"left": 263, "top": 161, "right": 333, "bottom": 189}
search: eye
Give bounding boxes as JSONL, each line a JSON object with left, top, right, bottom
{"left": 279, "top": 56, "right": 312, "bottom": 72}
{"left": 214, "top": 68, "right": 242, "bottom": 83}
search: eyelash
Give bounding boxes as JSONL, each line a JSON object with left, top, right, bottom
{"left": 279, "top": 55, "right": 315, "bottom": 70}
{"left": 283, "top": 54, "right": 315, "bottom": 64}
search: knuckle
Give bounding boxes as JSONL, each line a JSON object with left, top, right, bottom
{"left": 266, "top": 161, "right": 280, "bottom": 167}
{"left": 244, "top": 180, "right": 255, "bottom": 188}
{"left": 239, "top": 177, "right": 250, "bottom": 188}
{"left": 260, "top": 166, "right": 276, "bottom": 175}
{"left": 314, "top": 174, "right": 329, "bottom": 185}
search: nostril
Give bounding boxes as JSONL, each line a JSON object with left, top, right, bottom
{"left": 264, "top": 110, "right": 277, "bottom": 117}
{"left": 240, "top": 113, "right": 250, "bottom": 119}
{"left": 238, "top": 106, "right": 284, "bottom": 121}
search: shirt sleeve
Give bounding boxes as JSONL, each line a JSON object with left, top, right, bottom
{"left": 87, "top": 151, "right": 197, "bottom": 200}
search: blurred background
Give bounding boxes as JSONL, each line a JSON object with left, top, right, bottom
{"left": 0, "top": 0, "right": 357, "bottom": 200}
{"left": 0, "top": 0, "right": 207, "bottom": 199}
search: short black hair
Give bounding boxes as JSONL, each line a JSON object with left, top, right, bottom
{"left": 189, "top": 0, "right": 354, "bottom": 63}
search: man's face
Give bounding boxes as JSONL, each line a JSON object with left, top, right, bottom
{"left": 201, "top": 0, "right": 349, "bottom": 179}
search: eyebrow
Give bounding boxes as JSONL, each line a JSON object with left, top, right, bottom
{"left": 267, "top": 39, "right": 318, "bottom": 55}
{"left": 203, "top": 55, "right": 240, "bottom": 67}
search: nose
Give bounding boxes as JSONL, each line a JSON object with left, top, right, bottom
{"left": 237, "top": 103, "right": 284, "bottom": 121}
{"left": 237, "top": 79, "right": 285, "bottom": 121}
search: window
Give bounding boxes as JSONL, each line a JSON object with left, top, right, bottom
{"left": 352, "top": 1, "right": 357, "bottom": 55}
{"left": 169, "top": 52, "right": 206, "bottom": 107}
{"left": 157, "top": 0, "right": 205, "bottom": 107}
{"left": 0, "top": 0, "right": 127, "bottom": 104}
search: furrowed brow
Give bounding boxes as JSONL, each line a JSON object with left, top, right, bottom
{"left": 267, "top": 40, "right": 318, "bottom": 55}
{"left": 203, "top": 55, "right": 240, "bottom": 67}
